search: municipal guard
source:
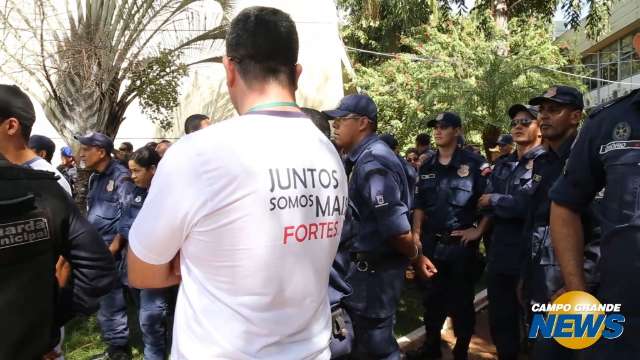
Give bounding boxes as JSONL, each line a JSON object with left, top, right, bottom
{"left": 325, "top": 94, "right": 436, "bottom": 360}
{"left": 477, "top": 104, "right": 545, "bottom": 360}
{"left": 411, "top": 112, "right": 488, "bottom": 360}
{"left": 0, "top": 154, "right": 116, "bottom": 359}
{"left": 77, "top": 132, "right": 136, "bottom": 360}
{"left": 522, "top": 85, "right": 600, "bottom": 359}
{"left": 549, "top": 35, "right": 640, "bottom": 360}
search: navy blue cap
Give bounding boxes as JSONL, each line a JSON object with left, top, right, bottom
{"left": 529, "top": 85, "right": 584, "bottom": 110}
{"left": 61, "top": 146, "right": 73, "bottom": 158}
{"left": 496, "top": 134, "right": 514, "bottom": 146}
{"left": 28, "top": 135, "right": 55, "bottom": 155}
{"left": 508, "top": 104, "right": 539, "bottom": 119}
{"left": 323, "top": 94, "right": 378, "bottom": 123}
{"left": 74, "top": 132, "right": 114, "bottom": 153}
{"left": 427, "top": 112, "right": 462, "bottom": 128}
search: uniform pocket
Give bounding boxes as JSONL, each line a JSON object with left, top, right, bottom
{"left": 448, "top": 179, "right": 473, "bottom": 207}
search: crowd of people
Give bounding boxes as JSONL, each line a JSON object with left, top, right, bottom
{"left": 1, "top": 5, "right": 640, "bottom": 360}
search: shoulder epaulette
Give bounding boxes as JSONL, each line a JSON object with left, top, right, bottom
{"left": 589, "top": 88, "right": 639, "bottom": 118}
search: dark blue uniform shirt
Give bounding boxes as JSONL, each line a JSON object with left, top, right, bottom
{"left": 550, "top": 89, "right": 640, "bottom": 313}
{"left": 87, "top": 159, "right": 134, "bottom": 244}
{"left": 345, "top": 135, "right": 411, "bottom": 255}
{"left": 118, "top": 186, "right": 148, "bottom": 241}
{"left": 343, "top": 134, "right": 411, "bottom": 318}
{"left": 415, "top": 148, "right": 487, "bottom": 239}
{"left": 485, "top": 145, "right": 545, "bottom": 275}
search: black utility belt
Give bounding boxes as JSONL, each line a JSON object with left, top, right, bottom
{"left": 349, "top": 252, "right": 403, "bottom": 272}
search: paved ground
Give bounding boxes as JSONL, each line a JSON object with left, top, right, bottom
{"left": 401, "top": 309, "right": 530, "bottom": 359}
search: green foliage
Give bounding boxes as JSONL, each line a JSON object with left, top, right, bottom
{"left": 350, "top": 12, "right": 585, "bottom": 148}
{"left": 128, "top": 51, "right": 188, "bottom": 131}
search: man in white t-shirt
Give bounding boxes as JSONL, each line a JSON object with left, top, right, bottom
{"left": 128, "top": 6, "right": 348, "bottom": 359}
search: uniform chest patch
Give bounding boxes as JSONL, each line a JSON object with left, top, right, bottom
{"left": 612, "top": 122, "right": 631, "bottom": 141}
{"left": 0, "top": 218, "right": 50, "bottom": 249}
{"left": 457, "top": 164, "right": 470, "bottom": 177}
{"left": 106, "top": 180, "right": 115, "bottom": 192}
{"left": 421, "top": 173, "right": 436, "bottom": 179}
{"left": 599, "top": 140, "right": 640, "bottom": 154}
{"left": 533, "top": 174, "right": 542, "bottom": 182}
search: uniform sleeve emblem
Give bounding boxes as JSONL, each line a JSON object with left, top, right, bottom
{"left": 457, "top": 164, "right": 470, "bottom": 177}
{"left": 612, "top": 122, "right": 631, "bottom": 141}
{"left": 375, "top": 194, "right": 388, "bottom": 208}
{"left": 134, "top": 195, "right": 142, "bottom": 203}
{"left": 106, "top": 180, "right": 115, "bottom": 192}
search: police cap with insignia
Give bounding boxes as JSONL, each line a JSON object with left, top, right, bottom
{"left": 427, "top": 112, "right": 462, "bottom": 128}
{"left": 508, "top": 104, "right": 539, "bottom": 120}
{"left": 323, "top": 94, "right": 378, "bottom": 123}
{"left": 0, "top": 84, "right": 36, "bottom": 128}
{"left": 74, "top": 132, "right": 114, "bottom": 153}
{"left": 529, "top": 85, "right": 584, "bottom": 110}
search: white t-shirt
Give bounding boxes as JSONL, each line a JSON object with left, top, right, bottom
{"left": 26, "top": 157, "right": 72, "bottom": 196}
{"left": 130, "top": 111, "right": 348, "bottom": 359}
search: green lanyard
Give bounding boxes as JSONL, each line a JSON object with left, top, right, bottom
{"left": 247, "top": 101, "right": 298, "bottom": 113}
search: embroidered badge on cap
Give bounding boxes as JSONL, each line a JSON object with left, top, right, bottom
{"left": 375, "top": 194, "right": 388, "bottom": 208}
{"left": 106, "top": 180, "right": 115, "bottom": 192}
{"left": 457, "top": 164, "right": 470, "bottom": 177}
{"left": 612, "top": 122, "right": 631, "bottom": 141}
{"left": 436, "top": 113, "right": 444, "bottom": 121}
{"left": 544, "top": 87, "right": 557, "bottom": 98}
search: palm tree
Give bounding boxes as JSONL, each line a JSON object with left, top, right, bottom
{"left": 0, "top": 0, "right": 232, "bottom": 143}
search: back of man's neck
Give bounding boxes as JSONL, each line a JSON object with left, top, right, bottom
{"left": 238, "top": 87, "right": 298, "bottom": 115}
{"left": 3, "top": 145, "right": 36, "bottom": 165}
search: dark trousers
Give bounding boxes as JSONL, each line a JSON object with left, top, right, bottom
{"left": 487, "top": 272, "right": 521, "bottom": 360}
{"left": 349, "top": 312, "right": 400, "bottom": 360}
{"left": 421, "top": 251, "right": 476, "bottom": 360}
{"left": 531, "top": 334, "right": 579, "bottom": 360}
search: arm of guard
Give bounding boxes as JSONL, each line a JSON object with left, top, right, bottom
{"left": 490, "top": 191, "right": 530, "bottom": 219}
{"left": 363, "top": 166, "right": 411, "bottom": 241}
{"left": 65, "top": 201, "right": 117, "bottom": 315}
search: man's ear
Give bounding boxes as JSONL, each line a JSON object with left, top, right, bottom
{"left": 5, "top": 118, "right": 20, "bottom": 136}
{"left": 455, "top": 127, "right": 462, "bottom": 137}
{"left": 294, "top": 64, "right": 303, "bottom": 90}
{"left": 223, "top": 56, "right": 236, "bottom": 88}
{"left": 570, "top": 109, "right": 583, "bottom": 127}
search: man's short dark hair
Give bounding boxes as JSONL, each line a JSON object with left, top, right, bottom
{"left": 28, "top": 135, "right": 56, "bottom": 162}
{"left": 0, "top": 84, "right": 36, "bottom": 142}
{"left": 184, "top": 114, "right": 209, "bottom": 134}
{"left": 416, "top": 133, "right": 431, "bottom": 146}
{"left": 406, "top": 147, "right": 418, "bottom": 156}
{"left": 225, "top": 6, "right": 299, "bottom": 88}
{"left": 119, "top": 142, "right": 133, "bottom": 152}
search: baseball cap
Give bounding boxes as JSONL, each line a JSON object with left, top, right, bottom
{"left": 28, "top": 135, "right": 56, "bottom": 155}
{"left": 508, "top": 104, "right": 539, "bottom": 119}
{"left": 74, "top": 132, "right": 114, "bottom": 153}
{"left": 427, "top": 112, "right": 462, "bottom": 128}
{"left": 0, "top": 84, "right": 36, "bottom": 127}
{"left": 323, "top": 94, "right": 378, "bottom": 123}
{"left": 496, "top": 134, "right": 514, "bottom": 146}
{"left": 529, "top": 85, "right": 584, "bottom": 110}
{"left": 61, "top": 146, "right": 73, "bottom": 158}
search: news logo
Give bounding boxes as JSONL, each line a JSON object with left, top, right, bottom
{"left": 528, "top": 291, "right": 625, "bottom": 349}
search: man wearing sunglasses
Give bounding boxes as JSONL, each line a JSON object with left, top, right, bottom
{"left": 410, "top": 112, "right": 488, "bottom": 360}
{"left": 522, "top": 85, "right": 601, "bottom": 359}
{"left": 471, "top": 104, "right": 544, "bottom": 360}
{"left": 325, "top": 94, "right": 437, "bottom": 359}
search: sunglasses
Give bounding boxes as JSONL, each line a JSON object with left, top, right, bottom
{"left": 510, "top": 118, "right": 535, "bottom": 128}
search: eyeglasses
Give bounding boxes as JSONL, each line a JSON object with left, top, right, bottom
{"left": 510, "top": 118, "right": 535, "bottom": 128}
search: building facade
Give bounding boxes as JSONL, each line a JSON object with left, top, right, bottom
{"left": 557, "top": 0, "right": 640, "bottom": 108}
